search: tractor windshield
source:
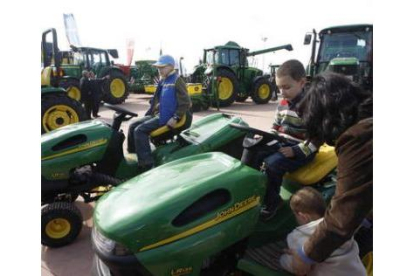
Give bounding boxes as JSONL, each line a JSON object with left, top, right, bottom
{"left": 318, "top": 31, "right": 373, "bottom": 62}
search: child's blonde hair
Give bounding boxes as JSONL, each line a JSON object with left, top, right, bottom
{"left": 290, "top": 187, "right": 326, "bottom": 217}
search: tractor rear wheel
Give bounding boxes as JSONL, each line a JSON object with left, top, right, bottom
{"left": 102, "top": 71, "right": 129, "bottom": 104}
{"left": 251, "top": 78, "right": 272, "bottom": 104}
{"left": 41, "top": 202, "right": 83, "bottom": 248}
{"left": 41, "top": 94, "right": 86, "bottom": 134}
{"left": 60, "top": 78, "right": 82, "bottom": 101}
{"left": 212, "top": 69, "right": 238, "bottom": 107}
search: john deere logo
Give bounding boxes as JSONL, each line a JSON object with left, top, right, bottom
{"left": 171, "top": 267, "right": 193, "bottom": 276}
{"left": 215, "top": 195, "right": 258, "bottom": 220}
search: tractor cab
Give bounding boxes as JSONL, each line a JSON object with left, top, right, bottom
{"left": 305, "top": 24, "right": 373, "bottom": 92}
{"left": 69, "top": 46, "right": 117, "bottom": 76}
{"left": 41, "top": 29, "right": 64, "bottom": 87}
{"left": 204, "top": 42, "right": 248, "bottom": 68}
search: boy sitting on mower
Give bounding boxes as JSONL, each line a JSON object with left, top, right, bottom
{"left": 279, "top": 187, "right": 366, "bottom": 276}
{"left": 127, "top": 55, "right": 192, "bottom": 171}
{"left": 242, "top": 59, "right": 320, "bottom": 221}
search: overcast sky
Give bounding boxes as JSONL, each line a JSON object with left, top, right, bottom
{"left": 40, "top": 0, "right": 372, "bottom": 73}
{"left": 39, "top": 0, "right": 373, "bottom": 74}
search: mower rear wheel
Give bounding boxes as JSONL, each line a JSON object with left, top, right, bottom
{"left": 41, "top": 94, "right": 86, "bottom": 134}
{"left": 60, "top": 78, "right": 82, "bottom": 101}
{"left": 41, "top": 202, "right": 83, "bottom": 248}
{"left": 251, "top": 78, "right": 272, "bottom": 104}
{"left": 102, "top": 71, "right": 129, "bottom": 105}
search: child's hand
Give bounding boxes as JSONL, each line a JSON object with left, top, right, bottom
{"left": 283, "top": 248, "right": 293, "bottom": 255}
{"left": 279, "top": 147, "right": 295, "bottom": 158}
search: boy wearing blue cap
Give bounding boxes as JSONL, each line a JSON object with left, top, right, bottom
{"left": 127, "top": 55, "right": 192, "bottom": 170}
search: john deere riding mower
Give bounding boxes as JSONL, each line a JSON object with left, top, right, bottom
{"left": 304, "top": 24, "right": 373, "bottom": 92}
{"left": 41, "top": 104, "right": 250, "bottom": 248}
{"left": 189, "top": 42, "right": 293, "bottom": 108}
{"left": 90, "top": 125, "right": 372, "bottom": 276}
{"left": 61, "top": 45, "right": 130, "bottom": 104}
{"left": 41, "top": 29, "right": 86, "bottom": 134}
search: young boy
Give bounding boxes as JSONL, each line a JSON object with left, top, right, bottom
{"left": 279, "top": 187, "right": 366, "bottom": 276}
{"left": 242, "top": 59, "right": 319, "bottom": 220}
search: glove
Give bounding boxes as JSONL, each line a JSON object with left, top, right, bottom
{"left": 166, "top": 117, "right": 178, "bottom": 128}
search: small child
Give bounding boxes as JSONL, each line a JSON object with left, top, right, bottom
{"left": 280, "top": 187, "right": 366, "bottom": 276}
{"left": 242, "top": 59, "right": 319, "bottom": 221}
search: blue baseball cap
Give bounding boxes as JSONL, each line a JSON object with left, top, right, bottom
{"left": 153, "top": 55, "right": 175, "bottom": 67}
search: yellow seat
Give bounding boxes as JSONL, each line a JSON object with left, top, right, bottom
{"left": 41, "top": 67, "right": 52, "bottom": 86}
{"left": 284, "top": 144, "right": 338, "bottom": 185}
{"left": 150, "top": 114, "right": 187, "bottom": 138}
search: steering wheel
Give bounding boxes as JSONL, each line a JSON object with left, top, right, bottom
{"left": 229, "top": 123, "right": 288, "bottom": 143}
{"left": 104, "top": 103, "right": 137, "bottom": 117}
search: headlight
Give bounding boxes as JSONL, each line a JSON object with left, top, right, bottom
{"left": 92, "top": 226, "right": 133, "bottom": 256}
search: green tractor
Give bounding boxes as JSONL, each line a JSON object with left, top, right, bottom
{"left": 59, "top": 45, "right": 129, "bottom": 104}
{"left": 41, "top": 104, "right": 250, "bottom": 248}
{"left": 41, "top": 28, "right": 86, "bottom": 134}
{"left": 129, "top": 60, "right": 160, "bottom": 93}
{"left": 304, "top": 24, "right": 373, "bottom": 92}
{"left": 90, "top": 125, "right": 372, "bottom": 276}
{"left": 190, "top": 42, "right": 293, "bottom": 107}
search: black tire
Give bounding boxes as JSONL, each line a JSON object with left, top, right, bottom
{"left": 60, "top": 78, "right": 81, "bottom": 102}
{"left": 41, "top": 202, "right": 83, "bottom": 248}
{"left": 102, "top": 71, "right": 129, "bottom": 105}
{"left": 251, "top": 78, "right": 273, "bottom": 104}
{"left": 41, "top": 94, "right": 87, "bottom": 134}
{"left": 211, "top": 69, "right": 238, "bottom": 107}
{"left": 236, "top": 95, "right": 248, "bottom": 102}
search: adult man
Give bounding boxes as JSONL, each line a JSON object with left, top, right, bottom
{"left": 127, "top": 55, "right": 192, "bottom": 170}
{"left": 80, "top": 70, "right": 93, "bottom": 119}
{"left": 88, "top": 72, "right": 109, "bottom": 118}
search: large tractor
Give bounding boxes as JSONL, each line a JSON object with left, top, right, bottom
{"left": 41, "top": 29, "right": 86, "bottom": 134}
{"left": 304, "top": 24, "right": 373, "bottom": 92}
{"left": 190, "top": 42, "right": 293, "bottom": 107}
{"left": 61, "top": 46, "right": 129, "bottom": 104}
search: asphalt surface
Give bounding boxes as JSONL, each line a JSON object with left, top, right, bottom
{"left": 41, "top": 93, "right": 280, "bottom": 276}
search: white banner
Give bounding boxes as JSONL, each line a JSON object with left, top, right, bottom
{"left": 63, "top": 13, "right": 82, "bottom": 47}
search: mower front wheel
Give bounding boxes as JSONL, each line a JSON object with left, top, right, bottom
{"left": 41, "top": 202, "right": 83, "bottom": 248}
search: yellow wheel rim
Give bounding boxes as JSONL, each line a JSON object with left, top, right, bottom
{"left": 110, "top": 78, "right": 126, "bottom": 98}
{"left": 42, "top": 105, "right": 80, "bottom": 132}
{"left": 362, "top": 251, "right": 373, "bottom": 276}
{"left": 67, "top": 86, "right": 81, "bottom": 101}
{"left": 258, "top": 84, "right": 270, "bottom": 99}
{"left": 45, "top": 218, "right": 71, "bottom": 239}
{"left": 218, "top": 77, "right": 233, "bottom": 100}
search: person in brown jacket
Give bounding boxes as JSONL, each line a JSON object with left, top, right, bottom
{"left": 289, "top": 72, "right": 373, "bottom": 274}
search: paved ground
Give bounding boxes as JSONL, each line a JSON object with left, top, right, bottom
{"left": 41, "top": 93, "right": 280, "bottom": 276}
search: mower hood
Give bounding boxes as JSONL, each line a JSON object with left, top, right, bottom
{"left": 94, "top": 152, "right": 267, "bottom": 253}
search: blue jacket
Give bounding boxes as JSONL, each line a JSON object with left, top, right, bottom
{"left": 147, "top": 72, "right": 179, "bottom": 125}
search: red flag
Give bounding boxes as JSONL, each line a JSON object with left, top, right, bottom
{"left": 126, "top": 39, "right": 135, "bottom": 66}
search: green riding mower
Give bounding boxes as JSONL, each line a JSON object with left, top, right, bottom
{"left": 41, "top": 105, "right": 250, "bottom": 248}
{"left": 41, "top": 28, "right": 86, "bottom": 134}
{"left": 91, "top": 125, "right": 372, "bottom": 276}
